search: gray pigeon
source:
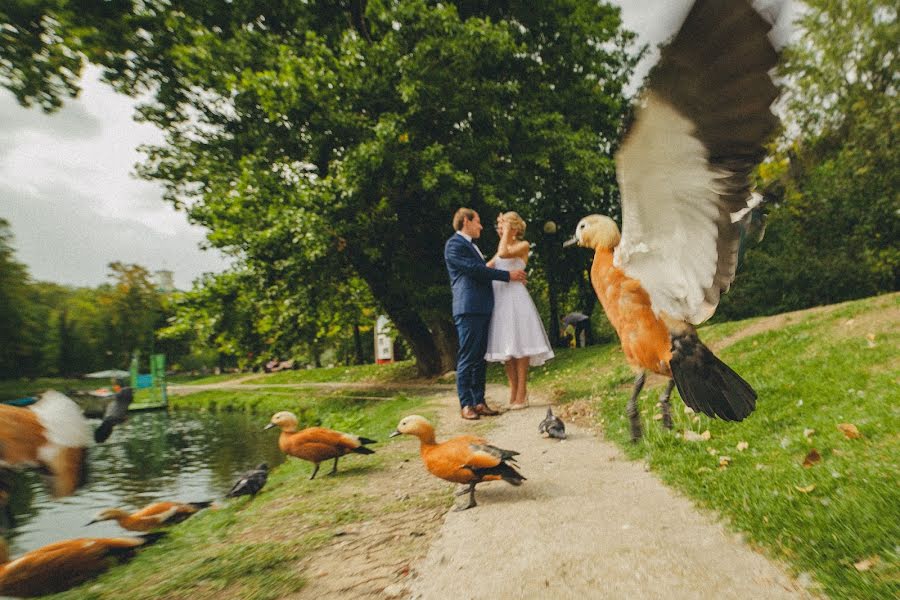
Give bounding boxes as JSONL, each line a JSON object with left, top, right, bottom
{"left": 538, "top": 407, "right": 566, "bottom": 440}
{"left": 226, "top": 463, "right": 269, "bottom": 498}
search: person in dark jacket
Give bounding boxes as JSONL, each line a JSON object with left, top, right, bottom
{"left": 444, "top": 208, "right": 526, "bottom": 420}
{"left": 94, "top": 378, "right": 133, "bottom": 443}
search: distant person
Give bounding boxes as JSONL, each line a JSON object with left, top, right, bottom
{"left": 561, "top": 312, "right": 590, "bottom": 348}
{"left": 444, "top": 208, "right": 527, "bottom": 420}
{"left": 485, "top": 211, "right": 554, "bottom": 409}
{"left": 94, "top": 378, "right": 133, "bottom": 443}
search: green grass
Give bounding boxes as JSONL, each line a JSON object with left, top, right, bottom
{"left": 240, "top": 360, "right": 419, "bottom": 384}
{"left": 166, "top": 373, "right": 254, "bottom": 385}
{"left": 0, "top": 377, "right": 101, "bottom": 401}
{"left": 47, "top": 392, "right": 441, "bottom": 600}
{"left": 530, "top": 293, "right": 898, "bottom": 600}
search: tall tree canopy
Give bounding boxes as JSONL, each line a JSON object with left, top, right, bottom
{"left": 1, "top": 0, "right": 639, "bottom": 375}
{"left": 718, "top": 0, "right": 897, "bottom": 318}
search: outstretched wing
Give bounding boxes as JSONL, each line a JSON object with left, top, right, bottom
{"left": 614, "top": 0, "right": 780, "bottom": 324}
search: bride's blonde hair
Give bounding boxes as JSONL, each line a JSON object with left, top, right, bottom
{"left": 501, "top": 211, "right": 526, "bottom": 240}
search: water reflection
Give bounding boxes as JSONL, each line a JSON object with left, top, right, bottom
{"left": 3, "top": 410, "right": 284, "bottom": 556}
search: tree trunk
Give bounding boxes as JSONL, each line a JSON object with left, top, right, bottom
{"left": 350, "top": 253, "right": 446, "bottom": 377}
{"left": 352, "top": 323, "right": 364, "bottom": 365}
{"left": 427, "top": 316, "right": 458, "bottom": 373}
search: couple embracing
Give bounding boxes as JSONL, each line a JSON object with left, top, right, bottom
{"left": 444, "top": 208, "right": 554, "bottom": 421}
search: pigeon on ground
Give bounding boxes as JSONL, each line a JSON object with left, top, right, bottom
{"left": 226, "top": 463, "right": 268, "bottom": 498}
{"left": 538, "top": 407, "right": 567, "bottom": 440}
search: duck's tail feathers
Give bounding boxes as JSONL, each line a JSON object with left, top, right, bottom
{"left": 352, "top": 446, "right": 375, "bottom": 455}
{"left": 670, "top": 332, "right": 757, "bottom": 422}
{"left": 358, "top": 436, "right": 377, "bottom": 445}
{"left": 479, "top": 461, "right": 526, "bottom": 486}
{"left": 189, "top": 501, "right": 214, "bottom": 510}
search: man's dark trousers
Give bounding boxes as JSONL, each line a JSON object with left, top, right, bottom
{"left": 444, "top": 232, "right": 511, "bottom": 411}
{"left": 454, "top": 313, "right": 490, "bottom": 408}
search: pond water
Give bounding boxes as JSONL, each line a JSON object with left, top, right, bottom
{"left": 3, "top": 409, "right": 286, "bottom": 556}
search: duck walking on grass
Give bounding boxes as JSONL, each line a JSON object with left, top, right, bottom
{"left": 265, "top": 411, "right": 376, "bottom": 480}
{"left": 226, "top": 463, "right": 269, "bottom": 498}
{"left": 0, "top": 390, "right": 92, "bottom": 497}
{"left": 88, "top": 501, "right": 213, "bottom": 531}
{"left": 564, "top": 0, "right": 782, "bottom": 440}
{"left": 390, "top": 415, "right": 525, "bottom": 511}
{"left": 0, "top": 533, "right": 165, "bottom": 598}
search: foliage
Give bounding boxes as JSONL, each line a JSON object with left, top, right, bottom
{"left": 0, "top": 0, "right": 640, "bottom": 375}
{"left": 531, "top": 293, "right": 900, "bottom": 599}
{"left": 718, "top": 0, "right": 898, "bottom": 319}
{"left": 0, "top": 225, "right": 183, "bottom": 379}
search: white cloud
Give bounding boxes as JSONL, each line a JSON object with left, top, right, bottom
{"left": 0, "top": 65, "right": 231, "bottom": 290}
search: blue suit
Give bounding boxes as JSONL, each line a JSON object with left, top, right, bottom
{"left": 444, "top": 233, "right": 511, "bottom": 408}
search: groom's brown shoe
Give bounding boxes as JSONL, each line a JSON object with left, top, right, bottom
{"left": 474, "top": 403, "right": 499, "bottom": 416}
{"left": 461, "top": 406, "right": 480, "bottom": 420}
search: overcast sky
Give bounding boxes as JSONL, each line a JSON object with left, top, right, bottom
{"left": 0, "top": 1, "right": 791, "bottom": 291}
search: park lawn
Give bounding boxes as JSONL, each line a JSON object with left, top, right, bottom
{"left": 47, "top": 391, "right": 445, "bottom": 600}
{"left": 528, "top": 293, "right": 899, "bottom": 600}
{"left": 0, "top": 377, "right": 101, "bottom": 400}
{"left": 240, "top": 360, "right": 419, "bottom": 384}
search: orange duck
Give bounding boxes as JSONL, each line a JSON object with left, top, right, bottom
{"left": 264, "top": 411, "right": 376, "bottom": 479}
{"left": 390, "top": 415, "right": 525, "bottom": 510}
{"left": 0, "top": 533, "right": 164, "bottom": 597}
{"left": 0, "top": 390, "right": 92, "bottom": 496}
{"left": 564, "top": 0, "right": 780, "bottom": 441}
{"left": 88, "top": 501, "right": 212, "bottom": 531}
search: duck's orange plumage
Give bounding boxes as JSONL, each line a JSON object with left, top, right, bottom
{"left": 0, "top": 390, "right": 92, "bottom": 497}
{"left": 265, "top": 411, "right": 375, "bottom": 479}
{"left": 0, "top": 533, "right": 164, "bottom": 597}
{"left": 89, "top": 501, "right": 212, "bottom": 531}
{"left": 565, "top": 0, "right": 778, "bottom": 440}
{"left": 390, "top": 415, "right": 524, "bottom": 510}
{"left": 590, "top": 249, "right": 672, "bottom": 377}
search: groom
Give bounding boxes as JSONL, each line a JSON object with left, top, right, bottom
{"left": 445, "top": 208, "right": 527, "bottom": 420}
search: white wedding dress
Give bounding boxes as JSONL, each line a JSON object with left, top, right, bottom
{"left": 485, "top": 257, "right": 555, "bottom": 366}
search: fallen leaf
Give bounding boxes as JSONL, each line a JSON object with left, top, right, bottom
{"left": 803, "top": 449, "right": 822, "bottom": 468}
{"left": 736, "top": 441, "right": 749, "bottom": 452}
{"left": 684, "top": 405, "right": 694, "bottom": 414}
{"left": 683, "top": 430, "right": 705, "bottom": 442}
{"left": 696, "top": 466, "right": 712, "bottom": 474}
{"left": 803, "top": 428, "right": 815, "bottom": 439}
{"left": 794, "top": 484, "right": 816, "bottom": 493}
{"left": 707, "top": 446, "right": 719, "bottom": 456}
{"left": 837, "top": 423, "right": 861, "bottom": 439}
{"left": 718, "top": 456, "right": 732, "bottom": 468}
{"left": 763, "top": 515, "right": 769, "bottom": 523}
{"left": 692, "top": 415, "right": 701, "bottom": 424}
{"left": 701, "top": 430, "right": 711, "bottom": 440}
{"left": 854, "top": 556, "right": 880, "bottom": 572}
{"left": 653, "top": 413, "right": 663, "bottom": 421}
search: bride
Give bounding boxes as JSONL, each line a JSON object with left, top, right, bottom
{"left": 486, "top": 211, "right": 554, "bottom": 409}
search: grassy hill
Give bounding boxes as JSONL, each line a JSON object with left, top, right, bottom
{"left": 521, "top": 292, "right": 898, "bottom": 599}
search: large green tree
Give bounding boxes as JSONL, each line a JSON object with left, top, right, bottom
{"left": 718, "top": 0, "right": 898, "bottom": 318}
{"left": 1, "top": 1, "right": 638, "bottom": 375}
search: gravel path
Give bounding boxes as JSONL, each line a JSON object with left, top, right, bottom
{"left": 407, "top": 387, "right": 813, "bottom": 600}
